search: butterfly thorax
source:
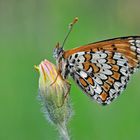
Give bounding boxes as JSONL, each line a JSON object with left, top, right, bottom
{"left": 59, "top": 57, "right": 70, "bottom": 79}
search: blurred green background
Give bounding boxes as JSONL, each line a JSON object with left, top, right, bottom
{"left": 0, "top": 0, "right": 140, "bottom": 140}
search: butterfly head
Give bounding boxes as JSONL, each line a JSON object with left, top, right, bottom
{"left": 53, "top": 42, "right": 64, "bottom": 60}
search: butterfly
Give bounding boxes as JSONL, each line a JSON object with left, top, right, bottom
{"left": 53, "top": 18, "right": 140, "bottom": 105}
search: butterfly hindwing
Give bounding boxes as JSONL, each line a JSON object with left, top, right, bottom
{"left": 67, "top": 51, "right": 131, "bottom": 105}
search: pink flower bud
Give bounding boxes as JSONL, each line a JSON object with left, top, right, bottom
{"left": 35, "top": 59, "right": 72, "bottom": 140}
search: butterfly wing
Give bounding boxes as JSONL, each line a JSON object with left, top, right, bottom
{"left": 64, "top": 36, "right": 140, "bottom": 71}
{"left": 67, "top": 51, "right": 131, "bottom": 105}
{"left": 63, "top": 36, "right": 140, "bottom": 105}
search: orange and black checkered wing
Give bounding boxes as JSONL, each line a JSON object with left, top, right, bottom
{"left": 63, "top": 36, "right": 140, "bottom": 105}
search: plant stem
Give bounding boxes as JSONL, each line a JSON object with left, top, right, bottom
{"left": 57, "top": 123, "right": 70, "bottom": 140}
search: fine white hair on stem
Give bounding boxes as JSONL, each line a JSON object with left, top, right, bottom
{"left": 57, "top": 123, "right": 70, "bottom": 140}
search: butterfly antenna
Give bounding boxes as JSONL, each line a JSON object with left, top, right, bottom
{"left": 61, "top": 17, "right": 78, "bottom": 49}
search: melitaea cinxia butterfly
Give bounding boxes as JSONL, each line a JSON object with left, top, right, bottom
{"left": 53, "top": 18, "right": 140, "bottom": 105}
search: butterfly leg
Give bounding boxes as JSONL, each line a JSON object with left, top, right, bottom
{"left": 50, "top": 70, "right": 60, "bottom": 86}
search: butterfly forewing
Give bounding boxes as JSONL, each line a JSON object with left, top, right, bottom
{"left": 61, "top": 36, "right": 140, "bottom": 105}
{"left": 64, "top": 36, "right": 140, "bottom": 70}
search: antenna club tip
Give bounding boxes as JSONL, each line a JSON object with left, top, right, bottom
{"left": 62, "top": 17, "right": 78, "bottom": 47}
{"left": 70, "top": 17, "right": 78, "bottom": 26}
{"left": 73, "top": 17, "right": 78, "bottom": 23}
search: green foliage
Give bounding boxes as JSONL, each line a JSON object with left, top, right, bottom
{"left": 0, "top": 0, "right": 140, "bottom": 140}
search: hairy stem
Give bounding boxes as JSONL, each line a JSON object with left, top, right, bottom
{"left": 57, "top": 123, "right": 70, "bottom": 140}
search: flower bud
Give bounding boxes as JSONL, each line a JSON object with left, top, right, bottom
{"left": 35, "top": 59, "right": 72, "bottom": 140}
